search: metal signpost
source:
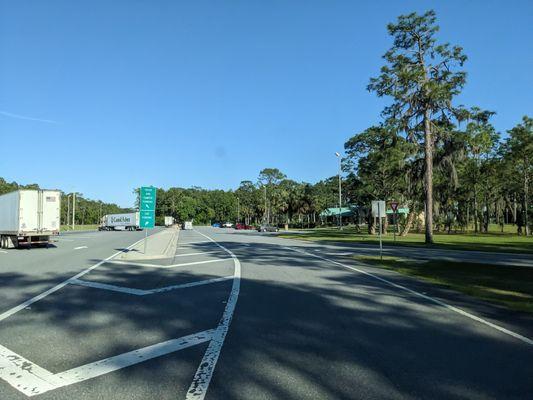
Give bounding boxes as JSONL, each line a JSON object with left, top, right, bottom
{"left": 391, "top": 201, "right": 399, "bottom": 242}
{"left": 139, "top": 186, "right": 157, "bottom": 254}
{"left": 371, "top": 200, "right": 385, "bottom": 260}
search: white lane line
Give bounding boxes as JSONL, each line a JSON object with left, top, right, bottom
{"left": 74, "top": 246, "right": 88, "bottom": 250}
{"left": 0, "top": 330, "right": 214, "bottom": 396}
{"left": 69, "top": 279, "right": 147, "bottom": 295}
{"left": 70, "top": 276, "right": 234, "bottom": 296}
{"left": 173, "top": 250, "right": 222, "bottom": 257}
{"left": 0, "top": 237, "right": 146, "bottom": 322}
{"left": 107, "top": 258, "right": 229, "bottom": 269}
{"left": 282, "top": 246, "right": 533, "bottom": 346}
{"left": 179, "top": 240, "right": 213, "bottom": 245}
{"left": 0, "top": 250, "right": 7, "bottom": 254}
{"left": 56, "top": 330, "right": 214, "bottom": 387}
{"left": 186, "top": 230, "right": 241, "bottom": 400}
{"left": 150, "top": 276, "right": 233, "bottom": 294}
{"left": 0, "top": 344, "right": 63, "bottom": 396}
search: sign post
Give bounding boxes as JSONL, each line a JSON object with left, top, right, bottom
{"left": 371, "top": 200, "right": 385, "bottom": 260}
{"left": 391, "top": 201, "right": 399, "bottom": 242}
{"left": 139, "top": 186, "right": 157, "bottom": 254}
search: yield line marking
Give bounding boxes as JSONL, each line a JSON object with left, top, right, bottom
{"left": 70, "top": 276, "right": 234, "bottom": 296}
{"left": 282, "top": 246, "right": 533, "bottom": 347}
{"left": 107, "top": 258, "right": 229, "bottom": 269}
{"left": 74, "top": 246, "right": 88, "bottom": 250}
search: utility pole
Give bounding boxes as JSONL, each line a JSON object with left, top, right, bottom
{"left": 335, "top": 152, "right": 342, "bottom": 230}
{"left": 72, "top": 192, "right": 76, "bottom": 230}
{"left": 237, "top": 197, "right": 240, "bottom": 223}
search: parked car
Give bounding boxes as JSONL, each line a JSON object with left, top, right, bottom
{"left": 235, "top": 223, "right": 253, "bottom": 230}
{"left": 212, "top": 222, "right": 221, "bottom": 228}
{"left": 222, "top": 222, "right": 234, "bottom": 228}
{"left": 258, "top": 224, "right": 279, "bottom": 232}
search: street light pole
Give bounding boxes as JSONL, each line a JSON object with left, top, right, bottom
{"left": 67, "top": 194, "right": 71, "bottom": 228}
{"left": 72, "top": 192, "right": 76, "bottom": 230}
{"left": 335, "top": 152, "right": 342, "bottom": 230}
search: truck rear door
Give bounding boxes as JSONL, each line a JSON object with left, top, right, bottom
{"left": 40, "top": 191, "right": 61, "bottom": 233}
{"left": 19, "top": 190, "right": 39, "bottom": 233}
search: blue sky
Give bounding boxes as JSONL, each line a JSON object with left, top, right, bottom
{"left": 1, "top": 1, "right": 531, "bottom": 207}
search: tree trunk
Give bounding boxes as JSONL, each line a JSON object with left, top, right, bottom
{"left": 367, "top": 211, "right": 375, "bottom": 234}
{"left": 473, "top": 185, "right": 479, "bottom": 233}
{"left": 525, "top": 156, "right": 530, "bottom": 236}
{"left": 423, "top": 110, "right": 434, "bottom": 243}
{"left": 401, "top": 210, "right": 416, "bottom": 236}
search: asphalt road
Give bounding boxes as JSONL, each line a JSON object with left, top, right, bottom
{"left": 1, "top": 227, "right": 532, "bottom": 399}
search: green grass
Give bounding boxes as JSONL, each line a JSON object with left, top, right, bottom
{"left": 279, "top": 225, "right": 533, "bottom": 254}
{"left": 355, "top": 255, "right": 533, "bottom": 314}
{"left": 61, "top": 224, "right": 99, "bottom": 232}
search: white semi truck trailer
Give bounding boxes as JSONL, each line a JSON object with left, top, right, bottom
{"left": 99, "top": 212, "right": 141, "bottom": 231}
{"left": 164, "top": 216, "right": 175, "bottom": 227}
{"left": 0, "top": 189, "right": 61, "bottom": 248}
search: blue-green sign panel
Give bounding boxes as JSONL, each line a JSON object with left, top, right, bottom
{"left": 139, "top": 186, "right": 157, "bottom": 229}
{"left": 140, "top": 210, "right": 155, "bottom": 228}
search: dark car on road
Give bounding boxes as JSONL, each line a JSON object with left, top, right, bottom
{"left": 258, "top": 224, "right": 279, "bottom": 232}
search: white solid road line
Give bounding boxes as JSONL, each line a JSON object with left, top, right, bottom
{"left": 0, "top": 251, "right": 7, "bottom": 254}
{"left": 70, "top": 275, "right": 234, "bottom": 296}
{"left": 107, "top": 258, "right": 229, "bottom": 269}
{"left": 0, "top": 330, "right": 214, "bottom": 397}
{"left": 56, "top": 330, "right": 214, "bottom": 387}
{"left": 283, "top": 246, "right": 533, "bottom": 346}
{"left": 0, "top": 237, "right": 146, "bottom": 322}
{"left": 74, "top": 246, "right": 88, "bottom": 250}
{"left": 186, "top": 230, "right": 241, "bottom": 400}
{"left": 173, "top": 250, "right": 222, "bottom": 257}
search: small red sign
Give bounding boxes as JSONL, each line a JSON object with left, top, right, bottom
{"left": 391, "top": 202, "right": 399, "bottom": 212}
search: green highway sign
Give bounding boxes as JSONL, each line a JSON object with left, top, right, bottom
{"left": 139, "top": 186, "right": 157, "bottom": 229}
{"left": 140, "top": 210, "right": 155, "bottom": 228}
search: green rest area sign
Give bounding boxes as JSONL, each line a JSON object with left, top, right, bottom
{"left": 139, "top": 186, "right": 156, "bottom": 229}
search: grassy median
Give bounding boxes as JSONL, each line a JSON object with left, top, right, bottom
{"left": 279, "top": 226, "right": 533, "bottom": 254}
{"left": 356, "top": 256, "right": 533, "bottom": 314}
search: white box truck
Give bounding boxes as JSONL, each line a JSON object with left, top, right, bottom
{"left": 164, "top": 216, "right": 174, "bottom": 227}
{"left": 183, "top": 221, "right": 193, "bottom": 230}
{"left": 99, "top": 212, "right": 141, "bottom": 231}
{"left": 0, "top": 189, "right": 61, "bottom": 248}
